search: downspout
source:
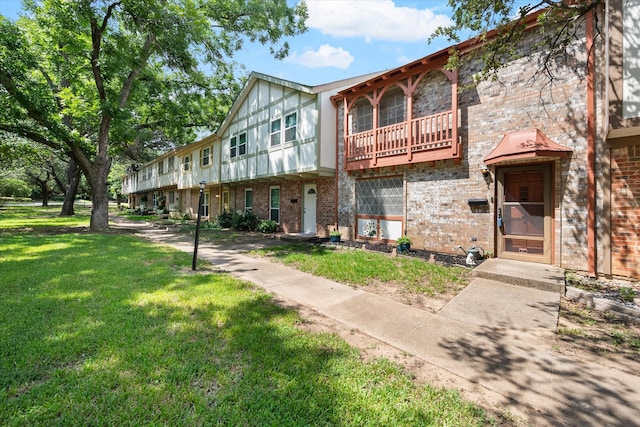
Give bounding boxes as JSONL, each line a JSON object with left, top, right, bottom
{"left": 334, "top": 98, "right": 340, "bottom": 231}
{"left": 586, "top": 9, "right": 597, "bottom": 278}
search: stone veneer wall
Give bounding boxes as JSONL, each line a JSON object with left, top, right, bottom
{"left": 337, "top": 21, "right": 607, "bottom": 274}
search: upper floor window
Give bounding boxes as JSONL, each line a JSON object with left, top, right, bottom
{"left": 201, "top": 147, "right": 211, "bottom": 166}
{"left": 230, "top": 136, "right": 237, "bottom": 158}
{"left": 158, "top": 160, "right": 164, "bottom": 175}
{"left": 238, "top": 133, "right": 247, "bottom": 156}
{"left": 352, "top": 98, "right": 373, "bottom": 133}
{"left": 168, "top": 156, "right": 175, "bottom": 171}
{"left": 270, "top": 118, "right": 281, "bottom": 146}
{"left": 378, "top": 87, "right": 405, "bottom": 127}
{"left": 284, "top": 112, "right": 297, "bottom": 142}
{"left": 183, "top": 155, "right": 191, "bottom": 171}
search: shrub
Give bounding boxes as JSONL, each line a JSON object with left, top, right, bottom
{"left": 232, "top": 210, "right": 259, "bottom": 231}
{"left": 217, "top": 212, "right": 233, "bottom": 228}
{"left": 0, "top": 178, "right": 31, "bottom": 198}
{"left": 257, "top": 219, "right": 278, "bottom": 233}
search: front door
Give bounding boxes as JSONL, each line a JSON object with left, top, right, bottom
{"left": 497, "top": 165, "right": 552, "bottom": 263}
{"left": 303, "top": 184, "right": 317, "bottom": 234}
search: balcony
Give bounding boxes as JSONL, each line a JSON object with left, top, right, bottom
{"left": 344, "top": 110, "right": 460, "bottom": 171}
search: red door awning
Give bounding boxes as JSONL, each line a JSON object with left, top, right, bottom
{"left": 484, "top": 129, "right": 572, "bottom": 165}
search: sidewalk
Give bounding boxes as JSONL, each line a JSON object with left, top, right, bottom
{"left": 113, "top": 218, "right": 640, "bottom": 427}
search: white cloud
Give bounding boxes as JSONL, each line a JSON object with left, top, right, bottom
{"left": 305, "top": 0, "right": 452, "bottom": 43}
{"left": 285, "top": 44, "right": 354, "bottom": 69}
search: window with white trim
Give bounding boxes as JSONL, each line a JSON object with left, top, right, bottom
{"left": 201, "top": 147, "right": 211, "bottom": 166}
{"left": 183, "top": 155, "right": 191, "bottom": 171}
{"left": 270, "top": 186, "right": 280, "bottom": 223}
{"left": 284, "top": 112, "right": 297, "bottom": 142}
{"left": 168, "top": 156, "right": 175, "bottom": 171}
{"left": 230, "top": 136, "right": 237, "bottom": 158}
{"left": 238, "top": 133, "right": 247, "bottom": 155}
{"left": 158, "top": 160, "right": 164, "bottom": 175}
{"left": 245, "top": 188, "right": 253, "bottom": 212}
{"left": 270, "top": 118, "right": 281, "bottom": 147}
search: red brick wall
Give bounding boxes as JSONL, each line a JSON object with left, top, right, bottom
{"left": 230, "top": 178, "right": 336, "bottom": 236}
{"left": 611, "top": 144, "right": 640, "bottom": 278}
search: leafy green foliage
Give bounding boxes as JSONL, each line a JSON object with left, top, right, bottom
{"left": 231, "top": 210, "right": 259, "bottom": 231}
{"left": 256, "top": 219, "right": 278, "bottom": 233}
{"left": 0, "top": 177, "right": 31, "bottom": 198}
{"left": 0, "top": 0, "right": 308, "bottom": 229}
{"left": 217, "top": 211, "right": 233, "bottom": 228}
{"left": 431, "top": 0, "right": 601, "bottom": 84}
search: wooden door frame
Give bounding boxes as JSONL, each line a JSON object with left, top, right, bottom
{"left": 496, "top": 163, "right": 554, "bottom": 264}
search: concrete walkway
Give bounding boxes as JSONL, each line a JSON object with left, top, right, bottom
{"left": 112, "top": 218, "right": 640, "bottom": 427}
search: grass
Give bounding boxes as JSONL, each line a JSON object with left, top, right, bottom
{"left": 0, "top": 206, "right": 493, "bottom": 426}
{"left": 0, "top": 204, "right": 90, "bottom": 229}
{"left": 254, "top": 243, "right": 470, "bottom": 297}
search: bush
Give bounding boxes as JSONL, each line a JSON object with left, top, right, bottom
{"left": 0, "top": 178, "right": 31, "bottom": 198}
{"left": 256, "top": 220, "right": 278, "bottom": 233}
{"left": 232, "top": 210, "right": 259, "bottom": 231}
{"left": 217, "top": 212, "right": 233, "bottom": 228}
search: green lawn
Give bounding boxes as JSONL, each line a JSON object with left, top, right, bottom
{"left": 254, "top": 243, "right": 471, "bottom": 297}
{"left": 0, "top": 207, "right": 494, "bottom": 426}
{"left": 0, "top": 204, "right": 91, "bottom": 229}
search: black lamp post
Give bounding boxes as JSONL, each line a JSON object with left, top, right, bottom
{"left": 192, "top": 180, "right": 206, "bottom": 270}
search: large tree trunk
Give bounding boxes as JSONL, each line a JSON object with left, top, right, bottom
{"left": 60, "top": 159, "right": 81, "bottom": 216}
{"left": 89, "top": 156, "right": 111, "bottom": 230}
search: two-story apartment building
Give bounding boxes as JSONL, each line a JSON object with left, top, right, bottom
{"left": 123, "top": 3, "right": 639, "bottom": 280}
{"left": 123, "top": 71, "right": 381, "bottom": 236}
{"left": 331, "top": 2, "right": 639, "bottom": 279}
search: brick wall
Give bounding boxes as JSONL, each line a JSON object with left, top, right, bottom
{"left": 336, "top": 25, "right": 604, "bottom": 272}
{"left": 611, "top": 144, "right": 640, "bottom": 277}
{"left": 229, "top": 177, "right": 336, "bottom": 236}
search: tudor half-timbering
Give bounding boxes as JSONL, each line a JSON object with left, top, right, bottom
{"left": 215, "top": 72, "right": 380, "bottom": 236}
{"left": 332, "top": 7, "right": 616, "bottom": 276}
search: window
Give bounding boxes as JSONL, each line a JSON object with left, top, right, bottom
{"left": 158, "top": 160, "right": 164, "bottom": 175}
{"left": 245, "top": 188, "right": 253, "bottom": 212}
{"left": 168, "top": 156, "right": 175, "bottom": 171}
{"left": 270, "top": 186, "right": 280, "bottom": 223}
{"left": 238, "top": 133, "right": 247, "bottom": 155}
{"left": 378, "top": 87, "right": 405, "bottom": 127}
{"left": 201, "top": 147, "right": 210, "bottom": 166}
{"left": 356, "top": 177, "right": 403, "bottom": 216}
{"left": 169, "top": 191, "right": 175, "bottom": 204}
{"left": 270, "top": 118, "right": 281, "bottom": 146}
{"left": 183, "top": 155, "right": 191, "bottom": 171}
{"left": 203, "top": 192, "right": 210, "bottom": 217}
{"left": 354, "top": 99, "right": 373, "bottom": 133}
{"left": 284, "top": 112, "right": 297, "bottom": 142}
{"left": 230, "top": 136, "right": 237, "bottom": 158}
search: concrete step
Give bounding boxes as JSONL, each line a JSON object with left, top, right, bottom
{"left": 472, "top": 258, "right": 566, "bottom": 294}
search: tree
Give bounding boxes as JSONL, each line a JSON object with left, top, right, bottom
{"left": 0, "top": 0, "right": 307, "bottom": 230}
{"left": 431, "top": 0, "right": 601, "bottom": 84}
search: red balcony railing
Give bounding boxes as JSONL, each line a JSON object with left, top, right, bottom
{"left": 345, "top": 110, "right": 459, "bottom": 170}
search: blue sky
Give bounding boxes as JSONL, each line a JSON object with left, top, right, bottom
{"left": 0, "top": 0, "right": 461, "bottom": 86}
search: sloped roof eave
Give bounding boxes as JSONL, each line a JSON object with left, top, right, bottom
{"left": 484, "top": 129, "right": 573, "bottom": 165}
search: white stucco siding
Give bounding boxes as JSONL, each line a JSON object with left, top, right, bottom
{"left": 623, "top": 0, "right": 640, "bottom": 119}
{"left": 317, "top": 91, "right": 337, "bottom": 169}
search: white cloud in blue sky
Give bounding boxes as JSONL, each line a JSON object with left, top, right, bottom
{"left": 305, "top": 0, "right": 452, "bottom": 42}
{"left": 284, "top": 43, "right": 354, "bottom": 69}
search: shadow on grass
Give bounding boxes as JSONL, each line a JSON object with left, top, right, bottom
{"left": 0, "top": 232, "right": 487, "bottom": 425}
